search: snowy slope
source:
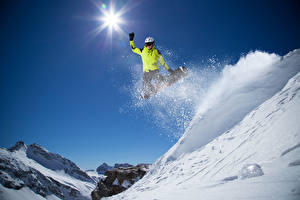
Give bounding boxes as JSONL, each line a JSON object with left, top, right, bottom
{"left": 0, "top": 142, "right": 96, "bottom": 200}
{"left": 166, "top": 49, "right": 300, "bottom": 160}
{"left": 86, "top": 170, "right": 105, "bottom": 183}
{"left": 107, "top": 50, "right": 300, "bottom": 200}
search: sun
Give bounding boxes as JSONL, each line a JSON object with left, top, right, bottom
{"left": 88, "top": 0, "right": 141, "bottom": 47}
{"left": 103, "top": 11, "right": 121, "bottom": 29}
{"left": 90, "top": 1, "right": 129, "bottom": 39}
{"left": 99, "top": 8, "right": 124, "bottom": 33}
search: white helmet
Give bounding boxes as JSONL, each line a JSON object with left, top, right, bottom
{"left": 145, "top": 36, "right": 154, "bottom": 43}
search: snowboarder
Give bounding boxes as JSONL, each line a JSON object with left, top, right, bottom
{"left": 129, "top": 32, "right": 174, "bottom": 99}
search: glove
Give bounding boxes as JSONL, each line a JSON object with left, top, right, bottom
{"left": 168, "top": 68, "right": 174, "bottom": 74}
{"left": 129, "top": 32, "right": 134, "bottom": 41}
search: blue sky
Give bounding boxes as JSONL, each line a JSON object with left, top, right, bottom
{"left": 0, "top": 0, "right": 299, "bottom": 170}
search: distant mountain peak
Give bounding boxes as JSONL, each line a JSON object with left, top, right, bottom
{"left": 97, "top": 163, "right": 113, "bottom": 174}
{"left": 8, "top": 141, "right": 27, "bottom": 152}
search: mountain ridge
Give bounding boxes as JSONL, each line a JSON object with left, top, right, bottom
{"left": 0, "top": 141, "right": 96, "bottom": 200}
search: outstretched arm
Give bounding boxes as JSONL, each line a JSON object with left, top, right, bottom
{"left": 157, "top": 51, "right": 173, "bottom": 73}
{"left": 129, "top": 32, "right": 142, "bottom": 55}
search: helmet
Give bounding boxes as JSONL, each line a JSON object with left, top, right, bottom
{"left": 145, "top": 37, "right": 154, "bottom": 44}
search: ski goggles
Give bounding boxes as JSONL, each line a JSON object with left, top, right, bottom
{"left": 145, "top": 42, "right": 154, "bottom": 46}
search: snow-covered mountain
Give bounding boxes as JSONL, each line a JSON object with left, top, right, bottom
{"left": 0, "top": 142, "right": 97, "bottom": 200}
{"left": 107, "top": 50, "right": 300, "bottom": 200}
{"left": 96, "top": 163, "right": 114, "bottom": 175}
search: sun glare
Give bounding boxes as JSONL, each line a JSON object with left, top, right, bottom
{"left": 89, "top": 0, "right": 141, "bottom": 47}
{"left": 103, "top": 12, "right": 120, "bottom": 28}
{"left": 90, "top": 0, "right": 130, "bottom": 41}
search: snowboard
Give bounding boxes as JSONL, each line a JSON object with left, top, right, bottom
{"left": 142, "top": 66, "right": 188, "bottom": 99}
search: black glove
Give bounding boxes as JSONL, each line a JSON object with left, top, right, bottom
{"left": 168, "top": 68, "right": 174, "bottom": 74}
{"left": 129, "top": 32, "right": 134, "bottom": 41}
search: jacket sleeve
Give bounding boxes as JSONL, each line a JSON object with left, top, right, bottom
{"left": 130, "top": 40, "right": 142, "bottom": 55}
{"left": 157, "top": 51, "right": 170, "bottom": 71}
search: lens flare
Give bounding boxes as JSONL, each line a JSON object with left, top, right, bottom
{"left": 90, "top": 0, "right": 131, "bottom": 42}
{"left": 103, "top": 11, "right": 121, "bottom": 29}
{"left": 88, "top": 0, "right": 141, "bottom": 48}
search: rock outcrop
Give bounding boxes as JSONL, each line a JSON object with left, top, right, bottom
{"left": 96, "top": 163, "right": 134, "bottom": 175}
{"left": 91, "top": 164, "right": 150, "bottom": 200}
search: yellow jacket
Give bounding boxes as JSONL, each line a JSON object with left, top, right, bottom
{"left": 130, "top": 40, "right": 170, "bottom": 72}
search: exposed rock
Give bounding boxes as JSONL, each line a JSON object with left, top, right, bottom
{"left": 8, "top": 141, "right": 27, "bottom": 152}
{"left": 114, "top": 163, "right": 133, "bottom": 169}
{"left": 92, "top": 164, "right": 151, "bottom": 200}
{"left": 96, "top": 163, "right": 134, "bottom": 175}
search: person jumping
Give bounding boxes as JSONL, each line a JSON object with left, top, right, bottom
{"left": 129, "top": 32, "right": 174, "bottom": 99}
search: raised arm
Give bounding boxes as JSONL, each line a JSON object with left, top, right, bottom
{"left": 129, "top": 32, "right": 142, "bottom": 55}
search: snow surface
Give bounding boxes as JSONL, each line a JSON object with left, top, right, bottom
{"left": 107, "top": 49, "right": 300, "bottom": 199}
{"left": 121, "top": 180, "right": 132, "bottom": 188}
{"left": 0, "top": 184, "right": 62, "bottom": 200}
{"left": 86, "top": 170, "right": 105, "bottom": 183}
{"left": 112, "top": 178, "right": 120, "bottom": 186}
{"left": 166, "top": 49, "right": 300, "bottom": 158}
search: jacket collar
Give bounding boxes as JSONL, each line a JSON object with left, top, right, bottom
{"left": 143, "top": 44, "right": 155, "bottom": 52}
